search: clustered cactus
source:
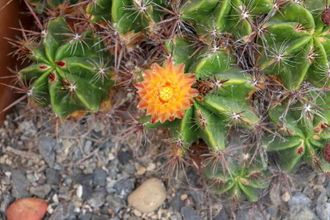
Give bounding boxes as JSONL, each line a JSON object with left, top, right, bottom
{"left": 16, "top": 0, "right": 329, "bottom": 202}
{"left": 19, "top": 17, "right": 113, "bottom": 117}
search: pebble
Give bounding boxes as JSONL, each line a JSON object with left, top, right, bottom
{"left": 282, "top": 191, "right": 291, "bottom": 202}
{"left": 146, "top": 163, "right": 156, "bottom": 171}
{"left": 316, "top": 203, "right": 330, "bottom": 220}
{"left": 11, "top": 169, "right": 29, "bottom": 198}
{"left": 87, "top": 189, "right": 107, "bottom": 209}
{"left": 287, "top": 207, "right": 318, "bottom": 220}
{"left": 117, "top": 150, "right": 133, "bottom": 165}
{"left": 136, "top": 165, "right": 146, "bottom": 176}
{"left": 181, "top": 207, "right": 202, "bottom": 220}
{"left": 132, "top": 209, "right": 142, "bottom": 217}
{"left": 30, "top": 184, "right": 51, "bottom": 198}
{"left": 113, "top": 178, "right": 135, "bottom": 198}
{"left": 180, "top": 194, "right": 188, "bottom": 201}
{"left": 128, "top": 178, "right": 166, "bottom": 213}
{"left": 93, "top": 168, "right": 107, "bottom": 187}
{"left": 46, "top": 168, "right": 61, "bottom": 185}
{"left": 170, "top": 193, "right": 185, "bottom": 212}
{"left": 288, "top": 192, "right": 311, "bottom": 208}
{"left": 38, "top": 136, "right": 56, "bottom": 167}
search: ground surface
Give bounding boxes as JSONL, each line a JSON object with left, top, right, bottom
{"left": 0, "top": 104, "right": 330, "bottom": 220}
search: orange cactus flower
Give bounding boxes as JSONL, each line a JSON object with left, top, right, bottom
{"left": 136, "top": 59, "right": 198, "bottom": 123}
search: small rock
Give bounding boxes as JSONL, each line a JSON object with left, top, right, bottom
{"left": 87, "top": 189, "right": 107, "bottom": 209}
{"left": 107, "top": 194, "right": 126, "bottom": 214}
{"left": 317, "top": 192, "right": 328, "bottom": 204}
{"left": 287, "top": 207, "right": 318, "bottom": 220}
{"left": 49, "top": 203, "right": 75, "bottom": 220}
{"left": 136, "top": 165, "right": 146, "bottom": 176}
{"left": 11, "top": 169, "right": 29, "bottom": 198}
{"left": 30, "top": 184, "right": 51, "bottom": 198}
{"left": 113, "top": 178, "right": 135, "bottom": 198}
{"left": 0, "top": 194, "right": 13, "bottom": 213}
{"left": 146, "top": 163, "right": 156, "bottom": 171}
{"left": 73, "top": 173, "right": 94, "bottom": 187}
{"left": 316, "top": 203, "right": 330, "bottom": 220}
{"left": 91, "top": 215, "right": 109, "bottom": 220}
{"left": 282, "top": 192, "right": 291, "bottom": 202}
{"left": 181, "top": 207, "right": 202, "bottom": 220}
{"left": 180, "top": 194, "right": 188, "bottom": 201}
{"left": 288, "top": 192, "right": 311, "bottom": 209}
{"left": 214, "top": 208, "right": 229, "bottom": 220}
{"left": 326, "top": 182, "right": 330, "bottom": 197}
{"left": 133, "top": 209, "right": 142, "bottom": 217}
{"left": 84, "top": 140, "right": 93, "bottom": 153}
{"left": 45, "top": 168, "right": 61, "bottom": 185}
{"left": 128, "top": 178, "right": 166, "bottom": 213}
{"left": 170, "top": 193, "right": 185, "bottom": 212}
{"left": 117, "top": 150, "right": 133, "bottom": 165}
{"left": 76, "top": 184, "right": 83, "bottom": 198}
{"left": 39, "top": 136, "right": 56, "bottom": 167}
{"left": 78, "top": 213, "right": 92, "bottom": 220}
{"left": 93, "top": 168, "right": 107, "bottom": 187}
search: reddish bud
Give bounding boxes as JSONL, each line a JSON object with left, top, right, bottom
{"left": 55, "top": 60, "right": 65, "bottom": 67}
{"left": 322, "top": 9, "right": 330, "bottom": 26}
{"left": 323, "top": 143, "right": 330, "bottom": 162}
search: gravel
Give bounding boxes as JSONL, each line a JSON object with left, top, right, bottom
{"left": 1, "top": 106, "right": 330, "bottom": 219}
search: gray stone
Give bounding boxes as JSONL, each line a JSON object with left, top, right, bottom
{"left": 117, "top": 150, "right": 133, "bottom": 165}
{"left": 87, "top": 189, "right": 107, "bottom": 209}
{"left": 288, "top": 192, "right": 311, "bottom": 208}
{"left": 181, "top": 207, "right": 202, "bottom": 220}
{"left": 189, "top": 190, "right": 204, "bottom": 209}
{"left": 170, "top": 193, "right": 185, "bottom": 212}
{"left": 30, "top": 184, "right": 51, "bottom": 198}
{"left": 107, "top": 195, "right": 126, "bottom": 213}
{"left": 236, "top": 208, "right": 265, "bottom": 220}
{"left": 11, "top": 169, "right": 29, "bottom": 198}
{"left": 0, "top": 193, "right": 13, "bottom": 213}
{"left": 214, "top": 209, "right": 229, "bottom": 220}
{"left": 93, "top": 168, "right": 107, "bottom": 187}
{"left": 317, "top": 192, "right": 328, "bottom": 204}
{"left": 46, "top": 168, "right": 61, "bottom": 185}
{"left": 84, "top": 140, "right": 93, "bottom": 153}
{"left": 78, "top": 213, "right": 92, "bottom": 220}
{"left": 113, "top": 178, "right": 135, "bottom": 198}
{"left": 39, "top": 136, "right": 56, "bottom": 166}
{"left": 326, "top": 182, "right": 330, "bottom": 197}
{"left": 49, "top": 203, "right": 76, "bottom": 220}
{"left": 74, "top": 173, "right": 94, "bottom": 187}
{"left": 316, "top": 203, "right": 330, "bottom": 220}
{"left": 91, "top": 215, "right": 109, "bottom": 220}
{"left": 287, "top": 207, "right": 318, "bottom": 220}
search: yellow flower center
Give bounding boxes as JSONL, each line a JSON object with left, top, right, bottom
{"left": 159, "top": 86, "right": 174, "bottom": 102}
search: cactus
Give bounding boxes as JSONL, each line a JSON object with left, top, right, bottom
{"left": 205, "top": 157, "right": 268, "bottom": 202}
{"left": 136, "top": 34, "right": 267, "bottom": 200}
{"left": 86, "top": 0, "right": 112, "bottom": 23}
{"left": 266, "top": 90, "right": 330, "bottom": 172}
{"left": 16, "top": 0, "right": 330, "bottom": 203}
{"left": 257, "top": 1, "right": 330, "bottom": 89}
{"left": 28, "top": 0, "right": 78, "bottom": 13}
{"left": 255, "top": 1, "right": 330, "bottom": 171}
{"left": 131, "top": 0, "right": 279, "bottom": 201}
{"left": 19, "top": 17, "right": 113, "bottom": 117}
